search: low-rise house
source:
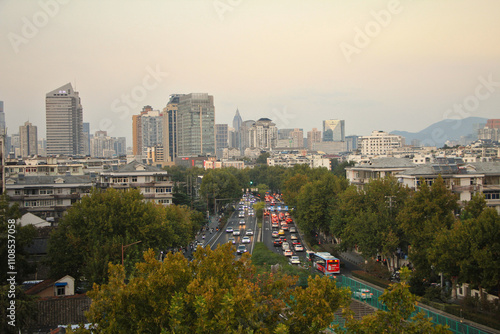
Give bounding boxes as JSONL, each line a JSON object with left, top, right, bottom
{"left": 25, "top": 275, "right": 75, "bottom": 298}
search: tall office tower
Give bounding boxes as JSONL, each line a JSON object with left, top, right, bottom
{"left": 345, "top": 135, "right": 359, "bottom": 152}
{"left": 290, "top": 128, "right": 304, "bottom": 148}
{"left": 307, "top": 128, "right": 322, "bottom": 150}
{"left": 0, "top": 101, "right": 5, "bottom": 136}
{"left": 19, "top": 121, "right": 38, "bottom": 157}
{"left": 132, "top": 105, "right": 163, "bottom": 157}
{"left": 215, "top": 124, "right": 229, "bottom": 159}
{"left": 162, "top": 94, "right": 181, "bottom": 162}
{"left": 46, "top": 83, "right": 84, "bottom": 156}
{"left": 114, "top": 137, "right": 127, "bottom": 156}
{"left": 177, "top": 93, "right": 215, "bottom": 157}
{"left": 232, "top": 109, "right": 242, "bottom": 150}
{"left": 248, "top": 118, "right": 277, "bottom": 149}
{"left": 240, "top": 120, "right": 255, "bottom": 153}
{"left": 323, "top": 120, "right": 345, "bottom": 142}
{"left": 82, "top": 122, "right": 90, "bottom": 156}
{"left": 11, "top": 133, "right": 20, "bottom": 157}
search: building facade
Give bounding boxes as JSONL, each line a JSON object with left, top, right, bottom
{"left": 215, "top": 124, "right": 229, "bottom": 159}
{"left": 19, "top": 121, "right": 38, "bottom": 157}
{"left": 360, "top": 131, "right": 404, "bottom": 156}
{"left": 307, "top": 128, "right": 322, "bottom": 150}
{"left": 177, "top": 93, "right": 215, "bottom": 157}
{"left": 46, "top": 83, "right": 84, "bottom": 156}
{"left": 248, "top": 118, "right": 277, "bottom": 150}
{"left": 323, "top": 120, "right": 345, "bottom": 142}
{"left": 162, "top": 94, "right": 181, "bottom": 162}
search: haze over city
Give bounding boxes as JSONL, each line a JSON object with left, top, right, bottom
{"left": 1, "top": 0, "right": 499, "bottom": 144}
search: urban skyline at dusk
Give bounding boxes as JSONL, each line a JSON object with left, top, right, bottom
{"left": 1, "top": 0, "right": 499, "bottom": 144}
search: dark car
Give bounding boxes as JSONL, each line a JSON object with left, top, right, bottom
{"left": 279, "top": 235, "right": 287, "bottom": 242}
{"left": 237, "top": 245, "right": 247, "bottom": 254}
{"left": 273, "top": 239, "right": 282, "bottom": 247}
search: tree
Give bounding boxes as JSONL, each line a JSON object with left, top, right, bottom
{"left": 341, "top": 268, "right": 451, "bottom": 334}
{"left": 74, "top": 243, "right": 350, "bottom": 334}
{"left": 397, "top": 176, "right": 458, "bottom": 277}
{"left": 256, "top": 152, "right": 270, "bottom": 164}
{"left": 46, "top": 188, "right": 201, "bottom": 286}
{"left": 200, "top": 169, "right": 242, "bottom": 213}
{"left": 331, "top": 159, "right": 355, "bottom": 178}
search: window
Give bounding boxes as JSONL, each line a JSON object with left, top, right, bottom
{"left": 132, "top": 177, "right": 137, "bottom": 182}
{"left": 14, "top": 190, "right": 21, "bottom": 195}
{"left": 56, "top": 286, "right": 65, "bottom": 296}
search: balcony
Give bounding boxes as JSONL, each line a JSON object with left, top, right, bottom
{"left": 451, "top": 185, "right": 481, "bottom": 192}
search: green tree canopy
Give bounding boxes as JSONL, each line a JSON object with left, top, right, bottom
{"left": 200, "top": 169, "right": 242, "bottom": 213}
{"left": 46, "top": 188, "right": 202, "bottom": 286}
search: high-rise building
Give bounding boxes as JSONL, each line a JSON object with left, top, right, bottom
{"left": 215, "top": 124, "right": 229, "bottom": 159}
{"left": 132, "top": 105, "right": 163, "bottom": 157}
{"left": 0, "top": 101, "right": 5, "bottom": 136}
{"left": 307, "top": 128, "right": 322, "bottom": 150}
{"left": 82, "top": 122, "right": 90, "bottom": 156}
{"left": 323, "top": 120, "right": 345, "bottom": 142}
{"left": 162, "top": 94, "right": 181, "bottom": 162}
{"left": 177, "top": 93, "right": 215, "bottom": 157}
{"left": 345, "top": 135, "right": 359, "bottom": 152}
{"left": 240, "top": 120, "right": 255, "bottom": 152}
{"left": 46, "top": 83, "right": 84, "bottom": 156}
{"left": 248, "top": 118, "right": 277, "bottom": 149}
{"left": 232, "top": 109, "right": 242, "bottom": 151}
{"left": 19, "top": 121, "right": 38, "bottom": 157}
{"left": 290, "top": 128, "right": 304, "bottom": 148}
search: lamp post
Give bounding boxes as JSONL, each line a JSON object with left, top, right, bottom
{"left": 122, "top": 240, "right": 142, "bottom": 266}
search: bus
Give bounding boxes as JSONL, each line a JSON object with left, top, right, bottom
{"left": 307, "top": 251, "right": 340, "bottom": 275}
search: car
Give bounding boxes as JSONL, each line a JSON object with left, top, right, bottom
{"left": 292, "top": 240, "right": 301, "bottom": 245}
{"left": 239, "top": 219, "right": 245, "bottom": 225}
{"left": 354, "top": 289, "right": 373, "bottom": 300}
{"left": 289, "top": 256, "right": 300, "bottom": 265}
{"left": 246, "top": 229, "right": 254, "bottom": 236}
{"left": 237, "top": 245, "right": 247, "bottom": 254}
{"left": 278, "top": 229, "right": 285, "bottom": 236}
{"left": 238, "top": 211, "right": 245, "bottom": 218}
{"left": 241, "top": 236, "right": 251, "bottom": 243}
{"left": 282, "top": 225, "right": 289, "bottom": 231}
{"left": 282, "top": 241, "right": 290, "bottom": 250}
{"left": 273, "top": 238, "right": 282, "bottom": 246}
{"left": 284, "top": 249, "right": 293, "bottom": 257}
{"left": 228, "top": 237, "right": 236, "bottom": 244}
{"left": 271, "top": 222, "right": 279, "bottom": 229}
{"left": 294, "top": 244, "right": 304, "bottom": 252}
{"left": 289, "top": 227, "right": 297, "bottom": 233}
{"left": 226, "top": 227, "right": 234, "bottom": 233}
{"left": 279, "top": 235, "right": 287, "bottom": 242}
{"left": 233, "top": 230, "right": 240, "bottom": 236}
{"left": 271, "top": 230, "right": 279, "bottom": 238}
{"left": 290, "top": 234, "right": 298, "bottom": 240}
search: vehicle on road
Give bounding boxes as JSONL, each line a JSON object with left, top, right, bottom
{"left": 239, "top": 219, "right": 245, "bottom": 225}
{"left": 278, "top": 229, "right": 285, "bottom": 236}
{"left": 228, "top": 237, "right": 236, "bottom": 244}
{"left": 289, "top": 256, "right": 300, "bottom": 265}
{"left": 290, "top": 234, "right": 298, "bottom": 240}
{"left": 237, "top": 245, "right": 247, "bottom": 254}
{"left": 284, "top": 249, "right": 293, "bottom": 257}
{"left": 272, "top": 222, "right": 279, "bottom": 228}
{"left": 282, "top": 225, "right": 289, "bottom": 231}
{"left": 233, "top": 230, "right": 241, "bottom": 236}
{"left": 238, "top": 211, "right": 245, "bottom": 218}
{"left": 307, "top": 252, "right": 341, "bottom": 275}
{"left": 226, "top": 227, "right": 234, "bottom": 233}
{"left": 241, "top": 236, "right": 251, "bottom": 243}
{"left": 272, "top": 230, "right": 279, "bottom": 238}
{"left": 354, "top": 288, "right": 373, "bottom": 300}
{"left": 279, "top": 235, "right": 287, "bottom": 242}
{"left": 294, "top": 244, "right": 304, "bottom": 252}
{"left": 246, "top": 229, "right": 253, "bottom": 236}
{"left": 273, "top": 239, "right": 282, "bottom": 247}
{"left": 282, "top": 242, "right": 290, "bottom": 250}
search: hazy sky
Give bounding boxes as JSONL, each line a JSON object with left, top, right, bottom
{"left": 1, "top": 0, "right": 499, "bottom": 145}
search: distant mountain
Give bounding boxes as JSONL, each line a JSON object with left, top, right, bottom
{"left": 391, "top": 117, "right": 488, "bottom": 148}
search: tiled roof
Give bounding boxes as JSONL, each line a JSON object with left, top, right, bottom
{"left": 6, "top": 175, "right": 92, "bottom": 185}
{"left": 114, "top": 160, "right": 165, "bottom": 173}
{"left": 354, "top": 157, "right": 416, "bottom": 168}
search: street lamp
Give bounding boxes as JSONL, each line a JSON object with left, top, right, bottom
{"left": 122, "top": 240, "right": 142, "bottom": 266}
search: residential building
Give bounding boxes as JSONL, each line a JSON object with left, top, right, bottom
{"left": 267, "top": 152, "right": 331, "bottom": 169}
{"left": 345, "top": 135, "right": 359, "bottom": 152}
{"left": 240, "top": 120, "right": 255, "bottom": 153}
{"left": 323, "top": 120, "right": 345, "bottom": 142}
{"left": 312, "top": 141, "right": 347, "bottom": 155}
{"left": 307, "top": 128, "right": 322, "bottom": 150}
{"left": 177, "top": 93, "right": 215, "bottom": 157}
{"left": 19, "top": 121, "right": 38, "bottom": 157}
{"left": 82, "top": 122, "right": 90, "bottom": 156}
{"left": 162, "top": 94, "right": 181, "bottom": 162}
{"left": 215, "top": 124, "right": 229, "bottom": 159}
{"left": 132, "top": 105, "right": 163, "bottom": 157}
{"left": 0, "top": 101, "right": 5, "bottom": 136}
{"left": 360, "top": 130, "right": 404, "bottom": 156}
{"left": 45, "top": 83, "right": 84, "bottom": 156}
{"left": 98, "top": 160, "right": 173, "bottom": 205}
{"left": 26, "top": 275, "right": 75, "bottom": 297}
{"left": 345, "top": 157, "right": 417, "bottom": 187}
{"left": 478, "top": 119, "right": 500, "bottom": 142}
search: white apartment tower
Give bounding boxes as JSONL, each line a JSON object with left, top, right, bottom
{"left": 360, "top": 130, "right": 404, "bottom": 156}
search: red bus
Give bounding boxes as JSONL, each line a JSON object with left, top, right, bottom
{"left": 307, "top": 251, "right": 340, "bottom": 275}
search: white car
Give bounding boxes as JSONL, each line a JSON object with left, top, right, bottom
{"left": 233, "top": 230, "right": 241, "bottom": 236}
{"left": 226, "top": 227, "right": 233, "bottom": 233}
{"left": 227, "top": 237, "right": 236, "bottom": 244}
{"left": 241, "top": 236, "right": 251, "bottom": 243}
{"left": 289, "top": 256, "right": 300, "bottom": 265}
{"left": 246, "top": 229, "right": 253, "bottom": 236}
{"left": 294, "top": 244, "right": 304, "bottom": 252}
{"left": 290, "top": 234, "right": 298, "bottom": 240}
{"left": 354, "top": 289, "right": 373, "bottom": 300}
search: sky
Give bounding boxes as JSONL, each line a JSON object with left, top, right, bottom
{"left": 1, "top": 0, "right": 499, "bottom": 145}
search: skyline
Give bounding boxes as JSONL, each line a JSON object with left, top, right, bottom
{"left": 1, "top": 0, "right": 499, "bottom": 145}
